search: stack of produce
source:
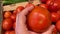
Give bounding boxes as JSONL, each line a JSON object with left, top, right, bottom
{"left": 2, "top": 0, "right": 60, "bottom": 34}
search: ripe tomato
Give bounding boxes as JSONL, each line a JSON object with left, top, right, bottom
{"left": 40, "top": 0, "right": 47, "bottom": 3}
{"left": 51, "top": 12, "right": 60, "bottom": 22}
{"left": 39, "top": 4, "right": 48, "bottom": 9}
{"left": 27, "top": 6, "right": 51, "bottom": 32}
{"left": 13, "top": 22, "right": 16, "bottom": 29}
{"left": 5, "top": 30, "right": 15, "bottom": 34}
{"left": 46, "top": 0, "right": 60, "bottom": 12}
{"left": 10, "top": 14, "right": 16, "bottom": 22}
{"left": 13, "top": 6, "right": 24, "bottom": 15}
{"left": 57, "top": 10, "right": 60, "bottom": 18}
{"left": 4, "top": 11, "right": 12, "bottom": 18}
{"left": 2, "top": 18, "right": 13, "bottom": 30}
{"left": 25, "top": 3, "right": 34, "bottom": 8}
{"left": 52, "top": 27, "right": 57, "bottom": 34}
{"left": 56, "top": 20, "right": 60, "bottom": 32}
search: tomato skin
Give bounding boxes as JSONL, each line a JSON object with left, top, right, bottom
{"left": 27, "top": 6, "right": 51, "bottom": 32}
{"left": 56, "top": 20, "right": 60, "bottom": 32}
{"left": 25, "top": 3, "right": 34, "bottom": 8}
{"left": 51, "top": 12, "right": 59, "bottom": 22}
{"left": 13, "top": 22, "right": 16, "bottom": 29}
{"left": 39, "top": 4, "right": 48, "bottom": 9}
{"left": 4, "top": 11, "right": 12, "bottom": 18}
{"left": 2, "top": 18, "right": 13, "bottom": 30}
{"left": 57, "top": 10, "right": 60, "bottom": 18}
{"left": 46, "top": 0, "right": 60, "bottom": 12}
{"left": 40, "top": 0, "right": 47, "bottom": 3}
{"left": 13, "top": 6, "right": 24, "bottom": 15}
{"left": 10, "top": 14, "right": 16, "bottom": 22}
{"left": 5, "top": 30, "right": 15, "bottom": 34}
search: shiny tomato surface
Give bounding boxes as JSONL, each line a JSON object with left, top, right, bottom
{"left": 46, "top": 0, "right": 60, "bottom": 12}
{"left": 2, "top": 18, "right": 13, "bottom": 30}
{"left": 51, "top": 12, "right": 59, "bottom": 22}
{"left": 27, "top": 6, "right": 51, "bottom": 32}
{"left": 4, "top": 11, "right": 12, "bottom": 18}
{"left": 39, "top": 4, "right": 48, "bottom": 9}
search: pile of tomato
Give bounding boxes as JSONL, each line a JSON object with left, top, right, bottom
{"left": 2, "top": 0, "right": 60, "bottom": 34}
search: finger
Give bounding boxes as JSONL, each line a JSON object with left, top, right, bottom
{"left": 42, "top": 25, "right": 55, "bottom": 34}
{"left": 29, "top": 31, "right": 39, "bottom": 34}
{"left": 18, "top": 6, "right": 34, "bottom": 15}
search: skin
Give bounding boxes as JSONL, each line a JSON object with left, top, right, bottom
{"left": 15, "top": 6, "right": 55, "bottom": 34}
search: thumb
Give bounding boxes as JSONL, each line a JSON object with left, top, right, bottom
{"left": 18, "top": 6, "right": 34, "bottom": 15}
{"left": 42, "top": 25, "right": 55, "bottom": 34}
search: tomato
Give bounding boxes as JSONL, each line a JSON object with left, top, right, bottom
{"left": 2, "top": 18, "right": 13, "bottom": 30}
{"left": 5, "top": 30, "right": 15, "bottom": 34}
{"left": 52, "top": 27, "right": 57, "bottom": 34}
{"left": 27, "top": 6, "right": 51, "bottom": 32}
{"left": 39, "top": 4, "right": 48, "bottom": 9}
{"left": 13, "top": 6, "right": 24, "bottom": 15}
{"left": 40, "top": 0, "right": 47, "bottom": 3}
{"left": 57, "top": 10, "right": 60, "bottom": 18}
{"left": 56, "top": 20, "right": 60, "bottom": 32}
{"left": 13, "top": 22, "right": 16, "bottom": 29}
{"left": 10, "top": 14, "right": 16, "bottom": 22}
{"left": 4, "top": 11, "right": 12, "bottom": 18}
{"left": 51, "top": 12, "right": 59, "bottom": 22}
{"left": 25, "top": 3, "right": 34, "bottom": 8}
{"left": 10, "top": 31, "right": 15, "bottom": 34}
{"left": 46, "top": 0, "right": 60, "bottom": 12}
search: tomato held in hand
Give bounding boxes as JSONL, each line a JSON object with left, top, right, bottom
{"left": 51, "top": 12, "right": 59, "bottom": 23}
{"left": 27, "top": 6, "right": 51, "bottom": 32}
{"left": 2, "top": 18, "right": 13, "bottom": 30}
{"left": 5, "top": 30, "right": 15, "bottom": 34}
{"left": 10, "top": 14, "right": 16, "bottom": 22}
{"left": 56, "top": 20, "right": 60, "bottom": 32}
{"left": 13, "top": 6, "right": 24, "bottom": 15}
{"left": 39, "top": 4, "right": 48, "bottom": 9}
{"left": 4, "top": 11, "right": 12, "bottom": 18}
{"left": 13, "top": 22, "right": 16, "bottom": 29}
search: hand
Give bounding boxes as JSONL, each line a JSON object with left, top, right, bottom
{"left": 15, "top": 6, "right": 55, "bottom": 34}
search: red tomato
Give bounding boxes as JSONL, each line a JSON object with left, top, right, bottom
{"left": 13, "top": 22, "right": 16, "bottom": 29}
{"left": 25, "top": 3, "right": 34, "bottom": 8}
{"left": 46, "top": 0, "right": 60, "bottom": 12}
{"left": 5, "top": 30, "right": 15, "bottom": 34}
{"left": 27, "top": 6, "right": 51, "bottom": 32}
{"left": 53, "top": 27, "right": 57, "bottom": 34}
{"left": 13, "top": 6, "right": 24, "bottom": 15}
{"left": 51, "top": 12, "right": 59, "bottom": 22}
{"left": 57, "top": 10, "right": 60, "bottom": 18}
{"left": 10, "top": 31, "right": 15, "bottom": 34}
{"left": 4, "top": 11, "right": 12, "bottom": 18}
{"left": 2, "top": 18, "right": 13, "bottom": 30}
{"left": 39, "top": 4, "right": 48, "bottom": 9}
{"left": 10, "top": 14, "right": 16, "bottom": 22}
{"left": 40, "top": 0, "right": 47, "bottom": 3}
{"left": 56, "top": 20, "right": 60, "bottom": 32}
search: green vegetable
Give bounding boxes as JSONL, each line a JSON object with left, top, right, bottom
{"left": 3, "top": 0, "right": 28, "bottom": 5}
